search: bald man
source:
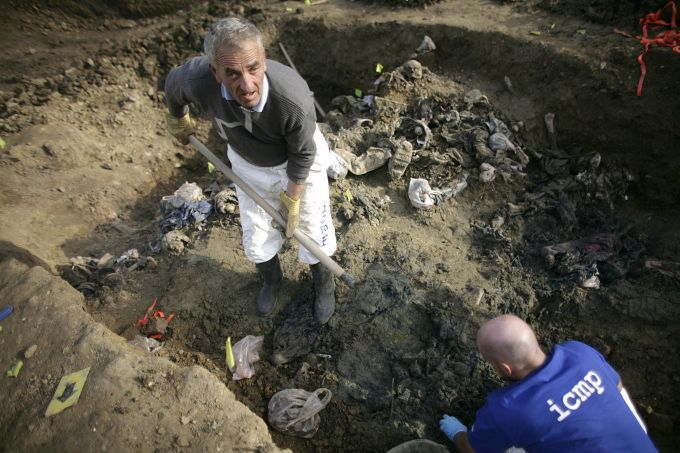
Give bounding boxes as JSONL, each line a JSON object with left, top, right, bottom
{"left": 439, "top": 315, "right": 658, "bottom": 452}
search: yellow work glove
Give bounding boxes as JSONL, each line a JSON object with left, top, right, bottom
{"left": 166, "top": 111, "right": 196, "bottom": 145}
{"left": 279, "top": 191, "right": 301, "bottom": 238}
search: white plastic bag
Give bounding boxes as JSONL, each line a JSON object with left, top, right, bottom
{"left": 268, "top": 388, "right": 332, "bottom": 438}
{"left": 231, "top": 335, "right": 264, "bottom": 380}
{"left": 327, "top": 151, "right": 350, "bottom": 180}
{"left": 408, "top": 178, "right": 435, "bottom": 209}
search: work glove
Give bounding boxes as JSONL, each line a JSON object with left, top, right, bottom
{"left": 166, "top": 111, "right": 196, "bottom": 145}
{"left": 439, "top": 414, "right": 468, "bottom": 441}
{"left": 279, "top": 191, "right": 300, "bottom": 238}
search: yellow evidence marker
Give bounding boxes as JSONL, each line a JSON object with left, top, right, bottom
{"left": 226, "top": 337, "right": 235, "bottom": 372}
{"left": 45, "top": 367, "right": 91, "bottom": 417}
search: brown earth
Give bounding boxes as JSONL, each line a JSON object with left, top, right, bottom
{"left": 1, "top": 0, "right": 679, "bottom": 452}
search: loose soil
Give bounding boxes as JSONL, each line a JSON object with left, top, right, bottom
{"left": 1, "top": 1, "right": 679, "bottom": 452}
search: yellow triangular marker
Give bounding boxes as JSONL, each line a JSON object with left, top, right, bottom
{"left": 375, "top": 63, "right": 383, "bottom": 74}
{"left": 343, "top": 188, "right": 353, "bottom": 202}
{"left": 226, "top": 337, "right": 235, "bottom": 372}
{"left": 354, "top": 88, "right": 363, "bottom": 98}
{"left": 207, "top": 162, "right": 216, "bottom": 173}
{"left": 45, "top": 367, "right": 90, "bottom": 417}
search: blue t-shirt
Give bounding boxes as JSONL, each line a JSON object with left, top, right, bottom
{"left": 468, "top": 341, "right": 658, "bottom": 452}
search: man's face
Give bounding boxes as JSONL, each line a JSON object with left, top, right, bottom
{"left": 210, "top": 39, "right": 266, "bottom": 109}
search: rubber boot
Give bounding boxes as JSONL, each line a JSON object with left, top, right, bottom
{"left": 311, "top": 263, "right": 336, "bottom": 325}
{"left": 255, "top": 255, "right": 282, "bottom": 316}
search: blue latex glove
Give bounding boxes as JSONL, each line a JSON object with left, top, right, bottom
{"left": 439, "top": 414, "right": 468, "bottom": 441}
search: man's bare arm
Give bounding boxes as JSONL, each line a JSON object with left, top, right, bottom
{"left": 454, "top": 432, "right": 477, "bottom": 453}
{"left": 287, "top": 180, "right": 304, "bottom": 199}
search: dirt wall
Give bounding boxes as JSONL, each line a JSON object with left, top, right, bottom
{"left": 0, "top": 257, "right": 287, "bottom": 452}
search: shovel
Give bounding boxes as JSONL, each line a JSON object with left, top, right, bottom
{"left": 188, "top": 135, "right": 354, "bottom": 288}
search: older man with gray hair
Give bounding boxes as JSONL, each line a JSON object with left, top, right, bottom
{"left": 164, "top": 18, "right": 337, "bottom": 324}
{"left": 440, "top": 314, "right": 657, "bottom": 452}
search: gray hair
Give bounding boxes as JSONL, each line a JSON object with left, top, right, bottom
{"left": 204, "top": 18, "right": 265, "bottom": 65}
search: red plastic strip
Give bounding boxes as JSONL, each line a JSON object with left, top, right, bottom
{"left": 136, "top": 297, "right": 158, "bottom": 327}
{"left": 633, "top": 0, "right": 679, "bottom": 96}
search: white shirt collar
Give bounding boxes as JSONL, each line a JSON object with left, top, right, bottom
{"left": 220, "top": 74, "right": 269, "bottom": 113}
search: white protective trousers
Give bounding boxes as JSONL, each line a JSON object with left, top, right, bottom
{"left": 227, "top": 125, "right": 337, "bottom": 264}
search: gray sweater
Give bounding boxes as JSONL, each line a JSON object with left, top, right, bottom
{"left": 165, "top": 57, "right": 317, "bottom": 183}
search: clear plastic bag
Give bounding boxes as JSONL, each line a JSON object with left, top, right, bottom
{"left": 231, "top": 335, "right": 263, "bottom": 380}
{"left": 128, "top": 335, "right": 163, "bottom": 353}
{"left": 268, "top": 388, "right": 332, "bottom": 438}
{"left": 327, "top": 151, "right": 350, "bottom": 180}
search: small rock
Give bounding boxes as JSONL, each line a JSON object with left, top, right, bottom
{"left": 101, "top": 162, "right": 113, "bottom": 170}
{"left": 180, "top": 416, "right": 190, "bottom": 425}
{"left": 24, "top": 344, "right": 37, "bottom": 359}
{"left": 84, "top": 58, "right": 95, "bottom": 68}
{"left": 42, "top": 144, "right": 56, "bottom": 157}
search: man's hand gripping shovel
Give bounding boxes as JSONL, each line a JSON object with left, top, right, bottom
{"left": 187, "top": 135, "right": 355, "bottom": 288}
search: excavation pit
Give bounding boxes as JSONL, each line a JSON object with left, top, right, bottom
{"left": 1, "top": 3, "right": 679, "bottom": 452}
